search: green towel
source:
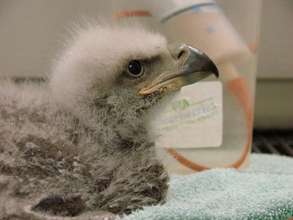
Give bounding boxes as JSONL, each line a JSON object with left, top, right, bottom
{"left": 123, "top": 154, "right": 293, "bottom": 220}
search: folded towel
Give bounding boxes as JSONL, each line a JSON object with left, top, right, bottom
{"left": 123, "top": 154, "right": 293, "bottom": 220}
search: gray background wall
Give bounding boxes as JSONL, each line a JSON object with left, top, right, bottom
{"left": 0, "top": 0, "right": 261, "bottom": 78}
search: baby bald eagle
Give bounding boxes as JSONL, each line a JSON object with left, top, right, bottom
{"left": 0, "top": 25, "right": 218, "bottom": 219}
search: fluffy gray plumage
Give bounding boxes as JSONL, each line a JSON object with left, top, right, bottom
{"left": 0, "top": 25, "right": 171, "bottom": 219}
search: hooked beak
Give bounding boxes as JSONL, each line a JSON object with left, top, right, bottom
{"left": 138, "top": 44, "right": 219, "bottom": 96}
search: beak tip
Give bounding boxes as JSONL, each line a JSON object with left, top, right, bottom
{"left": 213, "top": 65, "right": 219, "bottom": 78}
{"left": 205, "top": 60, "right": 219, "bottom": 78}
{"left": 183, "top": 45, "right": 219, "bottom": 79}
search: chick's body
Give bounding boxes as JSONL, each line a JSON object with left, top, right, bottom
{"left": 0, "top": 25, "right": 169, "bottom": 219}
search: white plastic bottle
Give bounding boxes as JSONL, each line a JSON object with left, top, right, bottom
{"left": 113, "top": 0, "right": 261, "bottom": 174}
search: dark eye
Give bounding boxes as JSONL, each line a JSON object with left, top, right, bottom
{"left": 127, "top": 60, "right": 144, "bottom": 77}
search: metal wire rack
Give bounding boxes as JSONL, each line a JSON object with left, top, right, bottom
{"left": 252, "top": 129, "right": 293, "bottom": 157}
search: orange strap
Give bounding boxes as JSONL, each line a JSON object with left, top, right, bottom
{"left": 113, "top": 10, "right": 152, "bottom": 20}
{"left": 166, "top": 77, "right": 253, "bottom": 171}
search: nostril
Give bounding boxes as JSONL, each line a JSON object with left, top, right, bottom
{"left": 177, "top": 45, "right": 189, "bottom": 60}
{"left": 168, "top": 44, "right": 188, "bottom": 60}
{"left": 177, "top": 50, "right": 185, "bottom": 59}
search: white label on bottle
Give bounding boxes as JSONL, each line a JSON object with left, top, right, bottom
{"left": 149, "top": 81, "right": 223, "bottom": 148}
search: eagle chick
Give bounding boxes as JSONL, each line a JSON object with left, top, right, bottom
{"left": 0, "top": 24, "right": 218, "bottom": 219}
